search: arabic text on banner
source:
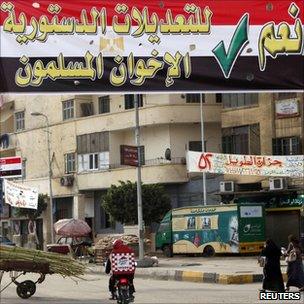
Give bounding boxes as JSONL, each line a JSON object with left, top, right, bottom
{"left": 186, "top": 151, "right": 304, "bottom": 177}
{"left": 4, "top": 179, "right": 38, "bottom": 209}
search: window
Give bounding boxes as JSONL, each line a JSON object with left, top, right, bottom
{"left": 77, "top": 132, "right": 109, "bottom": 154}
{"left": 277, "top": 93, "right": 297, "bottom": 100}
{"left": 124, "top": 94, "right": 143, "bottom": 109}
{"left": 222, "top": 93, "right": 258, "bottom": 108}
{"left": 99, "top": 96, "right": 110, "bottom": 114}
{"left": 64, "top": 153, "right": 76, "bottom": 173}
{"left": 222, "top": 124, "right": 260, "bottom": 154}
{"left": 189, "top": 141, "right": 207, "bottom": 152}
{"left": 80, "top": 103, "right": 93, "bottom": 117}
{"left": 78, "top": 152, "right": 109, "bottom": 172}
{"left": 216, "top": 94, "right": 222, "bottom": 103}
{"left": 62, "top": 100, "right": 74, "bottom": 120}
{"left": 15, "top": 111, "right": 25, "bottom": 131}
{"left": 89, "top": 153, "right": 99, "bottom": 170}
{"left": 186, "top": 94, "right": 204, "bottom": 103}
{"left": 272, "top": 137, "right": 302, "bottom": 155}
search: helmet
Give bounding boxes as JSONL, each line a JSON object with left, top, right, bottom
{"left": 113, "top": 239, "right": 123, "bottom": 249}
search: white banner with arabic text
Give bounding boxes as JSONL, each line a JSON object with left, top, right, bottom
{"left": 186, "top": 151, "right": 304, "bottom": 177}
{"left": 4, "top": 179, "right": 38, "bottom": 209}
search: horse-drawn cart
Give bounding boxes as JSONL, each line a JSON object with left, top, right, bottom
{"left": 0, "top": 259, "right": 53, "bottom": 299}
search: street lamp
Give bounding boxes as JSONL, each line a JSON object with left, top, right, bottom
{"left": 31, "top": 112, "right": 54, "bottom": 243}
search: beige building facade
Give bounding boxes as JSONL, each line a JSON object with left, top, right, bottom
{"left": 1, "top": 92, "right": 303, "bottom": 248}
{"left": 0, "top": 93, "right": 222, "bottom": 248}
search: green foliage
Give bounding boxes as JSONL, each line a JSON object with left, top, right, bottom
{"left": 14, "top": 194, "right": 48, "bottom": 220}
{"left": 102, "top": 181, "right": 171, "bottom": 225}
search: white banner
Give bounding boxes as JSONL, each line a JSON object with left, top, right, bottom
{"left": 4, "top": 179, "right": 38, "bottom": 209}
{"left": 186, "top": 151, "right": 304, "bottom": 178}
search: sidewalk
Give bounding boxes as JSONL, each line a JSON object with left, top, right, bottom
{"left": 85, "top": 255, "right": 289, "bottom": 285}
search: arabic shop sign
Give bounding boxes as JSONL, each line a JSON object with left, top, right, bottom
{"left": 0, "top": 0, "right": 303, "bottom": 93}
{"left": 186, "top": 151, "right": 304, "bottom": 177}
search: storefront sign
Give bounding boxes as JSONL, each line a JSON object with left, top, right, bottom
{"left": 276, "top": 99, "right": 300, "bottom": 118}
{"left": 4, "top": 179, "right": 38, "bottom": 209}
{"left": 120, "top": 145, "right": 144, "bottom": 166}
{"left": 0, "top": 1, "right": 303, "bottom": 93}
{"left": 186, "top": 151, "right": 304, "bottom": 177}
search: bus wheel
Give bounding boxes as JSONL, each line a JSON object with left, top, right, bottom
{"left": 163, "top": 245, "right": 173, "bottom": 257}
{"left": 203, "top": 245, "right": 215, "bottom": 257}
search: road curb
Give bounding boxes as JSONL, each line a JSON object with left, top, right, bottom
{"left": 85, "top": 267, "right": 287, "bottom": 285}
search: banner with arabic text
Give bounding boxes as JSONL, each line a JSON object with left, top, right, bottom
{"left": 4, "top": 179, "right": 38, "bottom": 209}
{"left": 186, "top": 151, "right": 304, "bottom": 177}
{"left": 0, "top": 0, "right": 303, "bottom": 93}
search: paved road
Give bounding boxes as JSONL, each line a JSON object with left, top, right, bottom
{"left": 0, "top": 273, "right": 302, "bottom": 304}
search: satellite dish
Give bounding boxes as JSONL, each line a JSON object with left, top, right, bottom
{"left": 165, "top": 148, "right": 171, "bottom": 160}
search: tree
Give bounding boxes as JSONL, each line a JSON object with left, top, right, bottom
{"left": 14, "top": 194, "right": 48, "bottom": 220}
{"left": 102, "top": 181, "right": 171, "bottom": 225}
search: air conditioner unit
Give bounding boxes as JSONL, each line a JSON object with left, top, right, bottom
{"left": 269, "top": 178, "right": 286, "bottom": 190}
{"left": 220, "top": 181, "right": 234, "bottom": 193}
{"left": 60, "top": 175, "right": 74, "bottom": 187}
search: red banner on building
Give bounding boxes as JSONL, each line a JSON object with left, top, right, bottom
{"left": 0, "top": 0, "right": 303, "bottom": 93}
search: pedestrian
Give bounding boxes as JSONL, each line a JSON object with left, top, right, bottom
{"left": 259, "top": 239, "right": 285, "bottom": 292}
{"left": 284, "top": 235, "right": 304, "bottom": 292}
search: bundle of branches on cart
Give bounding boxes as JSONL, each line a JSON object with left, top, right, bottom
{"left": 0, "top": 245, "right": 85, "bottom": 278}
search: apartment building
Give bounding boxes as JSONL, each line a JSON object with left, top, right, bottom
{"left": 0, "top": 93, "right": 222, "bottom": 247}
{"left": 220, "top": 92, "right": 304, "bottom": 247}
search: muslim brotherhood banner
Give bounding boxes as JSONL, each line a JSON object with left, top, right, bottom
{"left": 186, "top": 151, "right": 304, "bottom": 177}
{"left": 0, "top": 0, "right": 303, "bottom": 93}
{"left": 4, "top": 179, "right": 38, "bottom": 209}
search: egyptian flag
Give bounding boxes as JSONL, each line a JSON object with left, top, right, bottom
{"left": 0, "top": 0, "right": 303, "bottom": 93}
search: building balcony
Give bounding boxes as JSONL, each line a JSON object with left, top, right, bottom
{"left": 77, "top": 157, "right": 188, "bottom": 190}
{"left": 75, "top": 104, "right": 221, "bottom": 134}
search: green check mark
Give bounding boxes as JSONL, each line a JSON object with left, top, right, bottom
{"left": 212, "top": 14, "right": 249, "bottom": 78}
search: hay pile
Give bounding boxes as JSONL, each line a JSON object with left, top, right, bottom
{"left": 95, "top": 234, "right": 151, "bottom": 250}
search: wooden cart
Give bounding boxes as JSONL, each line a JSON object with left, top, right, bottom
{"left": 0, "top": 260, "right": 53, "bottom": 299}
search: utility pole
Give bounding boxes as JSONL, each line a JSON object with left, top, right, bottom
{"left": 31, "top": 112, "right": 54, "bottom": 243}
{"left": 134, "top": 94, "right": 144, "bottom": 260}
{"left": 200, "top": 94, "right": 207, "bottom": 206}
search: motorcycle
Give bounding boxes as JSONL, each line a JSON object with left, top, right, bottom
{"left": 114, "top": 277, "right": 134, "bottom": 304}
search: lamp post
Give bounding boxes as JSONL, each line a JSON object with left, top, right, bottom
{"left": 134, "top": 95, "right": 144, "bottom": 260}
{"left": 31, "top": 112, "right": 54, "bottom": 243}
{"left": 200, "top": 95, "right": 207, "bottom": 206}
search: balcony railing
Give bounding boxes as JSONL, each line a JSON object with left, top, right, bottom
{"left": 78, "top": 157, "right": 186, "bottom": 173}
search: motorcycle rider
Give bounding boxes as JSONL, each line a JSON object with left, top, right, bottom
{"left": 105, "top": 239, "right": 136, "bottom": 301}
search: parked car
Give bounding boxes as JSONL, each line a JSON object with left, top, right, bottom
{"left": 0, "top": 235, "right": 15, "bottom": 246}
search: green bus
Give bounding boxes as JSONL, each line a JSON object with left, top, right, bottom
{"left": 156, "top": 204, "right": 265, "bottom": 257}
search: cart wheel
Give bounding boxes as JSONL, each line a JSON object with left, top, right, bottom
{"left": 16, "top": 280, "right": 36, "bottom": 299}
